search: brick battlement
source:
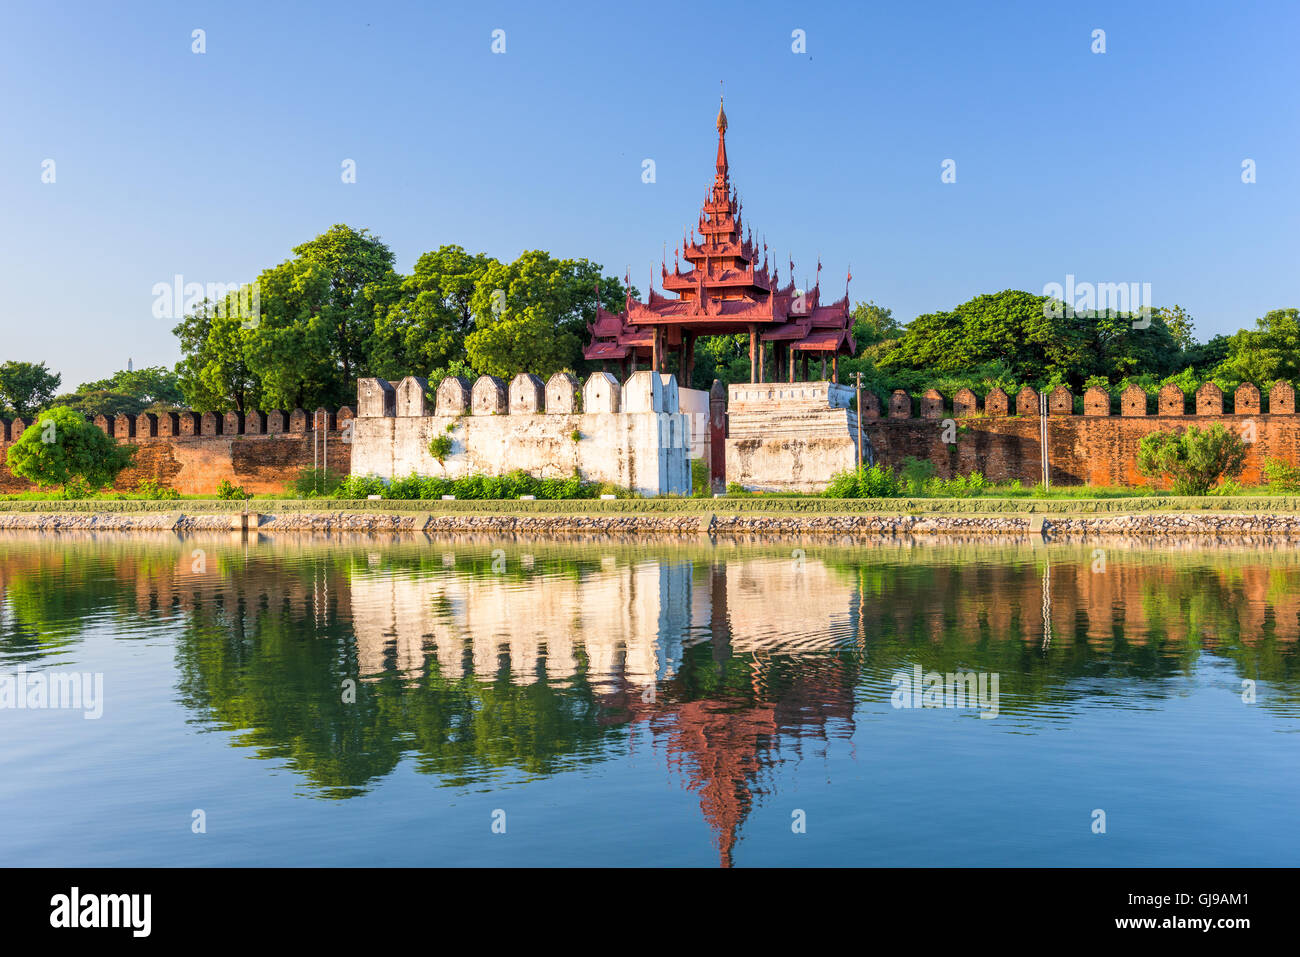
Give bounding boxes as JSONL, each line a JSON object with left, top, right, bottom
{"left": 0, "top": 405, "right": 355, "bottom": 496}
{"left": 852, "top": 381, "right": 1295, "bottom": 419}
{"left": 0, "top": 405, "right": 356, "bottom": 444}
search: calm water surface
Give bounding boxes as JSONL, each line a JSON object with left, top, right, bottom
{"left": 0, "top": 531, "right": 1297, "bottom": 867}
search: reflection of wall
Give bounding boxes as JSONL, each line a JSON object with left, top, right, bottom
{"left": 723, "top": 558, "right": 859, "bottom": 654}
{"left": 344, "top": 553, "right": 870, "bottom": 688}
{"left": 343, "top": 551, "right": 1300, "bottom": 688}
{"left": 348, "top": 560, "right": 699, "bottom": 687}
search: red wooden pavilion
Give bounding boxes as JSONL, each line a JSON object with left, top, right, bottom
{"left": 584, "top": 98, "right": 856, "bottom": 384}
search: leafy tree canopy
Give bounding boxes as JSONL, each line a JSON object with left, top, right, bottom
{"left": 0, "top": 361, "right": 61, "bottom": 418}
{"left": 242, "top": 225, "right": 398, "bottom": 410}
{"left": 174, "top": 297, "right": 262, "bottom": 413}
{"left": 53, "top": 389, "right": 146, "bottom": 419}
{"left": 1211, "top": 308, "right": 1300, "bottom": 389}
{"left": 56, "top": 365, "right": 185, "bottom": 418}
{"left": 6, "top": 406, "right": 135, "bottom": 492}
{"left": 465, "top": 250, "right": 628, "bottom": 379}
{"left": 369, "top": 245, "right": 497, "bottom": 381}
{"left": 878, "top": 289, "right": 1182, "bottom": 389}
{"left": 79, "top": 365, "right": 184, "bottom": 406}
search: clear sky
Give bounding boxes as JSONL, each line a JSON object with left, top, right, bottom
{"left": 2, "top": 0, "right": 1297, "bottom": 387}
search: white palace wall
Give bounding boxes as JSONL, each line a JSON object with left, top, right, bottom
{"left": 351, "top": 371, "right": 692, "bottom": 497}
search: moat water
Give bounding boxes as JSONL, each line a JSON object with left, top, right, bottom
{"left": 0, "top": 532, "right": 1297, "bottom": 867}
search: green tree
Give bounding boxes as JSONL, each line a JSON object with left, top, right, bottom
{"left": 53, "top": 389, "right": 145, "bottom": 418}
{"left": 6, "top": 406, "right": 135, "bottom": 492}
{"left": 465, "top": 251, "right": 627, "bottom": 379}
{"left": 79, "top": 365, "right": 184, "bottom": 406}
{"left": 1212, "top": 308, "right": 1300, "bottom": 388}
{"left": 174, "top": 296, "right": 262, "bottom": 412}
{"left": 57, "top": 365, "right": 186, "bottom": 417}
{"left": 851, "top": 300, "right": 901, "bottom": 349}
{"left": 370, "top": 245, "right": 497, "bottom": 380}
{"left": 243, "top": 225, "right": 397, "bottom": 409}
{"left": 1155, "top": 304, "right": 1196, "bottom": 351}
{"left": 1136, "top": 424, "right": 1246, "bottom": 495}
{"left": 692, "top": 333, "right": 750, "bottom": 388}
{"left": 881, "top": 289, "right": 1181, "bottom": 388}
{"left": 0, "top": 361, "right": 61, "bottom": 418}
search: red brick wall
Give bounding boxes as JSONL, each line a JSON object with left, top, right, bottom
{"left": 0, "top": 432, "right": 352, "bottom": 495}
{"left": 865, "top": 413, "right": 1296, "bottom": 487}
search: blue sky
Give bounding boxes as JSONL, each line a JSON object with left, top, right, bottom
{"left": 2, "top": 0, "right": 1297, "bottom": 387}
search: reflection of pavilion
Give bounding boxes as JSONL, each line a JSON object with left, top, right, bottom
{"left": 348, "top": 555, "right": 862, "bottom": 866}
{"left": 605, "top": 659, "right": 858, "bottom": 867}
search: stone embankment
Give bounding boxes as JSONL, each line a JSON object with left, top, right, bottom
{"left": 5, "top": 509, "right": 1300, "bottom": 538}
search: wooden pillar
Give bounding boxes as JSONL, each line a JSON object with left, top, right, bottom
{"left": 748, "top": 327, "right": 758, "bottom": 382}
{"left": 788, "top": 346, "right": 795, "bottom": 384}
{"left": 821, "top": 355, "right": 827, "bottom": 380}
{"left": 709, "top": 379, "right": 727, "bottom": 491}
{"left": 831, "top": 354, "right": 838, "bottom": 383}
{"left": 801, "top": 353, "right": 809, "bottom": 382}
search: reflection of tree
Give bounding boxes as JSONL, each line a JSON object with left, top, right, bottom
{"left": 0, "top": 540, "right": 175, "bottom": 663}
{"left": 174, "top": 584, "right": 616, "bottom": 797}
{"left": 827, "top": 549, "right": 1300, "bottom": 714}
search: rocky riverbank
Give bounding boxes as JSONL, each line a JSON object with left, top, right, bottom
{"left": 5, "top": 508, "right": 1300, "bottom": 538}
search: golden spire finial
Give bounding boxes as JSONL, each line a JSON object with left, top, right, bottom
{"left": 716, "top": 82, "right": 727, "bottom": 133}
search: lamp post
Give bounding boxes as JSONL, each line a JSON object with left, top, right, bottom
{"left": 855, "top": 372, "right": 864, "bottom": 472}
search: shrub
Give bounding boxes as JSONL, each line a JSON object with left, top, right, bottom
{"left": 332, "top": 469, "right": 614, "bottom": 501}
{"left": 1207, "top": 478, "right": 1244, "bottom": 497}
{"left": 428, "top": 434, "right": 454, "bottom": 465}
{"left": 335, "top": 474, "right": 387, "bottom": 499}
{"left": 823, "top": 464, "right": 903, "bottom": 498}
{"left": 898, "top": 456, "right": 936, "bottom": 494}
{"left": 5, "top": 407, "right": 135, "bottom": 492}
{"left": 385, "top": 473, "right": 424, "bottom": 499}
{"left": 1136, "top": 424, "right": 1246, "bottom": 495}
{"left": 931, "top": 470, "right": 989, "bottom": 498}
{"left": 215, "top": 479, "right": 250, "bottom": 500}
{"left": 1263, "top": 457, "right": 1300, "bottom": 493}
{"left": 291, "top": 466, "right": 345, "bottom": 498}
{"left": 135, "top": 478, "right": 180, "bottom": 500}
{"left": 690, "top": 458, "right": 710, "bottom": 497}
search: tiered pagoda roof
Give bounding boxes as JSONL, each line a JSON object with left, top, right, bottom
{"left": 585, "top": 99, "right": 856, "bottom": 377}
